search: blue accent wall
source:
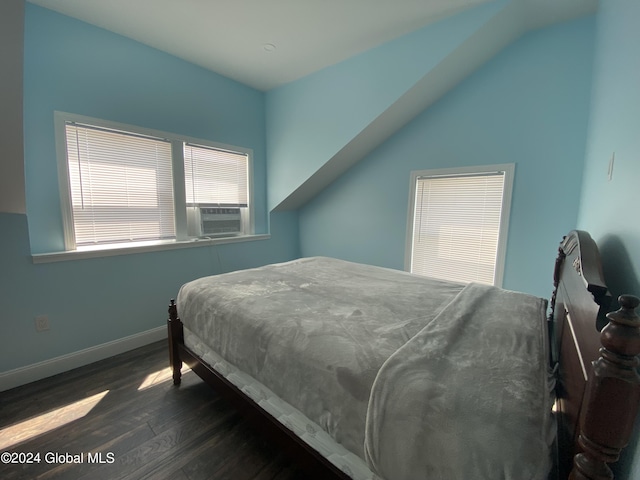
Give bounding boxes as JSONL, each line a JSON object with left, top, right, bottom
{"left": 0, "top": 4, "right": 299, "bottom": 374}
{"left": 24, "top": 4, "right": 270, "bottom": 253}
{"left": 576, "top": 0, "right": 640, "bottom": 476}
{"left": 265, "top": 0, "right": 508, "bottom": 211}
{"left": 298, "top": 16, "right": 596, "bottom": 299}
{"left": 0, "top": 211, "right": 298, "bottom": 372}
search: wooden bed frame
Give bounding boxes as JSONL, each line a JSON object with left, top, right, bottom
{"left": 167, "top": 230, "right": 640, "bottom": 480}
{"left": 549, "top": 231, "right": 640, "bottom": 479}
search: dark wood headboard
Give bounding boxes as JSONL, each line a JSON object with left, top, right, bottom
{"left": 549, "top": 230, "right": 640, "bottom": 479}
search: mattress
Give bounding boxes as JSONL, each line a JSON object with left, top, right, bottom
{"left": 177, "top": 257, "right": 554, "bottom": 479}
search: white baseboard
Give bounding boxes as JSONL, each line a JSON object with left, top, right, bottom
{"left": 0, "top": 326, "right": 167, "bottom": 392}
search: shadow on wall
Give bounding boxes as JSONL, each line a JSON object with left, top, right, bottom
{"left": 598, "top": 235, "right": 640, "bottom": 478}
{"left": 599, "top": 235, "right": 640, "bottom": 308}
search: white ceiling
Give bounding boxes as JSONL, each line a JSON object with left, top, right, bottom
{"left": 27, "top": 0, "right": 597, "bottom": 92}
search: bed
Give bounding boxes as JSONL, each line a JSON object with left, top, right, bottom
{"left": 167, "top": 230, "right": 640, "bottom": 479}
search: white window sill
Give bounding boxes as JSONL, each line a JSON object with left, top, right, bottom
{"left": 31, "top": 234, "right": 271, "bottom": 264}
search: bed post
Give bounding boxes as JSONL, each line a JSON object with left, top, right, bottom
{"left": 569, "top": 295, "right": 640, "bottom": 480}
{"left": 167, "top": 299, "right": 183, "bottom": 386}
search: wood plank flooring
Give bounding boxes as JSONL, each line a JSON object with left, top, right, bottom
{"left": 0, "top": 341, "right": 307, "bottom": 480}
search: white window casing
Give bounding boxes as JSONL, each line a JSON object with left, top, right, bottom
{"left": 54, "top": 111, "right": 254, "bottom": 252}
{"left": 405, "top": 164, "right": 515, "bottom": 287}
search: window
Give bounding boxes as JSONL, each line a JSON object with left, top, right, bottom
{"left": 55, "top": 112, "right": 253, "bottom": 251}
{"left": 184, "top": 143, "right": 249, "bottom": 207}
{"left": 405, "top": 164, "right": 514, "bottom": 286}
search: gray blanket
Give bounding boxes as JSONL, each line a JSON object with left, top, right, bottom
{"left": 177, "top": 257, "right": 464, "bottom": 459}
{"left": 178, "top": 258, "right": 553, "bottom": 479}
{"left": 365, "top": 282, "right": 553, "bottom": 480}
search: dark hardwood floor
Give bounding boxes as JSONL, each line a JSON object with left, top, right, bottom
{"left": 0, "top": 341, "right": 307, "bottom": 480}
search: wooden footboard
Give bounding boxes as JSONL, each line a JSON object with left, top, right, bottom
{"left": 568, "top": 295, "right": 640, "bottom": 480}
{"left": 550, "top": 230, "right": 640, "bottom": 480}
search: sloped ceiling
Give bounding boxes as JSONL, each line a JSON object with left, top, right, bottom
{"left": 27, "top": 0, "right": 595, "bottom": 92}
{"left": 27, "top": 0, "right": 597, "bottom": 212}
{"left": 271, "top": 0, "right": 527, "bottom": 210}
{"left": 266, "top": 0, "right": 597, "bottom": 211}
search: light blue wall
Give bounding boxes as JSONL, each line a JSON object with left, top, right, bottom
{"left": 299, "top": 16, "right": 596, "bottom": 299}
{"left": 24, "top": 4, "right": 269, "bottom": 253}
{"left": 0, "top": 0, "right": 25, "bottom": 215}
{"left": 0, "top": 4, "right": 299, "bottom": 374}
{"left": 0, "top": 211, "right": 298, "bottom": 372}
{"left": 265, "top": 1, "right": 507, "bottom": 211}
{"left": 576, "top": 0, "right": 640, "bottom": 476}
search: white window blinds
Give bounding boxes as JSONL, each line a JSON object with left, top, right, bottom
{"left": 65, "top": 123, "right": 175, "bottom": 246}
{"left": 183, "top": 143, "right": 248, "bottom": 206}
{"left": 410, "top": 171, "right": 506, "bottom": 285}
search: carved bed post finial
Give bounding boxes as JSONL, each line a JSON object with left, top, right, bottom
{"left": 570, "top": 295, "right": 640, "bottom": 480}
{"left": 168, "top": 299, "right": 178, "bottom": 321}
{"left": 167, "top": 299, "right": 184, "bottom": 386}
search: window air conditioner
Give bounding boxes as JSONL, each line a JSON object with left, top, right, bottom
{"left": 187, "top": 205, "right": 242, "bottom": 237}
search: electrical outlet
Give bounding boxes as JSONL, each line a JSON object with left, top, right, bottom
{"left": 35, "top": 315, "right": 50, "bottom": 332}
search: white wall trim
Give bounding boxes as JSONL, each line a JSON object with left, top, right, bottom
{"left": 0, "top": 326, "right": 166, "bottom": 392}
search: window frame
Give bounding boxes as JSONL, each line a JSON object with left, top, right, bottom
{"left": 54, "top": 111, "right": 255, "bottom": 253}
{"left": 404, "top": 163, "right": 515, "bottom": 287}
